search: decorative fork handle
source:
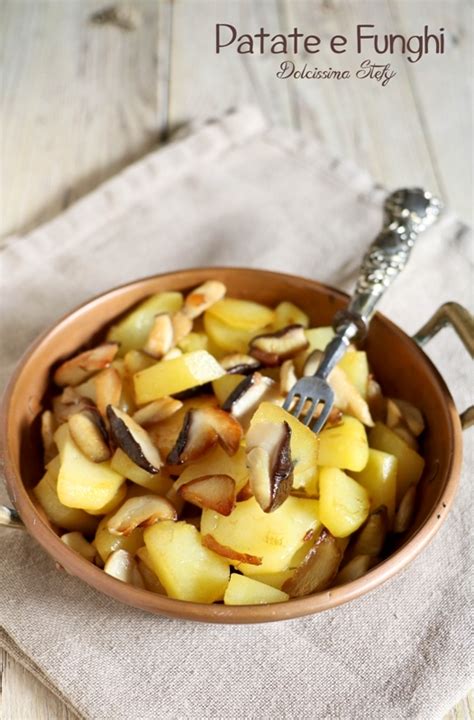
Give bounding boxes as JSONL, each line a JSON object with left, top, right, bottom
{"left": 316, "top": 188, "right": 442, "bottom": 380}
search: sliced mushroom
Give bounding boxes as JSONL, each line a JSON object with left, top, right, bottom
{"left": 132, "top": 397, "right": 183, "bottom": 426}
{"left": 135, "top": 552, "right": 166, "bottom": 594}
{"left": 220, "top": 353, "right": 261, "bottom": 375}
{"left": 246, "top": 421, "right": 293, "bottom": 513}
{"left": 106, "top": 495, "right": 177, "bottom": 536}
{"left": 367, "top": 376, "right": 386, "bottom": 422}
{"left": 171, "top": 311, "right": 193, "bottom": 344}
{"left": 282, "top": 529, "right": 342, "bottom": 597}
{"left": 167, "top": 406, "right": 242, "bottom": 464}
{"left": 221, "top": 372, "right": 276, "bottom": 420}
{"left": 54, "top": 342, "right": 119, "bottom": 387}
{"left": 52, "top": 386, "right": 95, "bottom": 424}
{"left": 201, "top": 534, "right": 262, "bottom": 566}
{"left": 162, "top": 347, "right": 183, "bottom": 361}
{"left": 60, "top": 532, "right": 97, "bottom": 562}
{"left": 386, "top": 398, "right": 404, "bottom": 430}
{"left": 95, "top": 366, "right": 122, "bottom": 418}
{"left": 177, "top": 474, "right": 236, "bottom": 516}
{"left": 166, "top": 410, "right": 218, "bottom": 465}
{"left": 104, "top": 549, "right": 145, "bottom": 588}
{"left": 334, "top": 555, "right": 376, "bottom": 585}
{"left": 182, "top": 280, "right": 227, "bottom": 319}
{"left": 144, "top": 313, "right": 174, "bottom": 358}
{"left": 41, "top": 410, "right": 57, "bottom": 463}
{"left": 394, "top": 485, "right": 417, "bottom": 533}
{"left": 279, "top": 359, "right": 297, "bottom": 395}
{"left": 347, "top": 506, "right": 388, "bottom": 559}
{"left": 68, "top": 408, "right": 111, "bottom": 462}
{"left": 107, "top": 405, "right": 162, "bottom": 473}
{"left": 249, "top": 324, "right": 309, "bottom": 366}
{"left": 392, "top": 425, "right": 419, "bottom": 451}
{"left": 236, "top": 481, "right": 253, "bottom": 501}
{"left": 304, "top": 350, "right": 374, "bottom": 427}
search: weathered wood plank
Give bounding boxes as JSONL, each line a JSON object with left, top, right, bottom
{"left": 0, "top": 649, "right": 78, "bottom": 720}
{"left": 168, "top": 0, "right": 293, "bottom": 130}
{"left": 0, "top": 0, "right": 165, "bottom": 239}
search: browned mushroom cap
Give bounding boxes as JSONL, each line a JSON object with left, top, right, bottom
{"left": 220, "top": 354, "right": 261, "bottom": 375}
{"left": 95, "top": 366, "right": 122, "bottom": 418}
{"left": 246, "top": 421, "right": 293, "bottom": 513}
{"left": 221, "top": 372, "right": 276, "bottom": 418}
{"left": 177, "top": 474, "right": 236, "bottom": 516}
{"left": 182, "top": 280, "right": 226, "bottom": 319}
{"left": 201, "top": 534, "right": 262, "bottom": 566}
{"left": 54, "top": 342, "right": 119, "bottom": 386}
{"left": 68, "top": 408, "right": 111, "bottom": 463}
{"left": 282, "top": 529, "right": 342, "bottom": 597}
{"left": 166, "top": 406, "right": 242, "bottom": 464}
{"left": 106, "top": 405, "right": 162, "bottom": 473}
{"left": 144, "top": 313, "right": 175, "bottom": 358}
{"left": 249, "top": 325, "right": 309, "bottom": 366}
{"left": 106, "top": 495, "right": 177, "bottom": 536}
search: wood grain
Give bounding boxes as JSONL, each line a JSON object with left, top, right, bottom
{"left": 0, "top": 0, "right": 471, "bottom": 717}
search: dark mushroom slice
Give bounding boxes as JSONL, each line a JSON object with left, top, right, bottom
{"left": 177, "top": 474, "right": 236, "bottom": 516}
{"left": 221, "top": 372, "right": 275, "bottom": 419}
{"left": 182, "top": 280, "right": 226, "bottom": 319}
{"left": 172, "top": 382, "right": 214, "bottom": 400}
{"left": 144, "top": 313, "right": 175, "bottom": 358}
{"left": 246, "top": 421, "right": 293, "bottom": 513}
{"left": 106, "top": 405, "right": 162, "bottom": 473}
{"left": 346, "top": 506, "right": 388, "bottom": 560}
{"left": 282, "top": 529, "right": 343, "bottom": 597}
{"left": 201, "top": 534, "right": 262, "bottom": 566}
{"left": 53, "top": 342, "right": 119, "bottom": 387}
{"left": 249, "top": 324, "right": 309, "bottom": 367}
{"left": 166, "top": 406, "right": 242, "bottom": 464}
{"left": 107, "top": 495, "right": 177, "bottom": 536}
{"left": 220, "top": 353, "right": 261, "bottom": 375}
{"left": 166, "top": 410, "right": 218, "bottom": 465}
{"left": 68, "top": 408, "right": 111, "bottom": 463}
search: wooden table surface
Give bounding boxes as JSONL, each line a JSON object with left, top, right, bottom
{"left": 0, "top": 1, "right": 472, "bottom": 718}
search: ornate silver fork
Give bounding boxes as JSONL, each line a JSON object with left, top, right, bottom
{"left": 282, "top": 188, "right": 442, "bottom": 432}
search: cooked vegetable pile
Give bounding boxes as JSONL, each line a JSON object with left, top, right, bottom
{"left": 34, "top": 281, "right": 426, "bottom": 605}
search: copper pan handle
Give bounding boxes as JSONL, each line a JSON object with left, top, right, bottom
{"left": 412, "top": 301, "right": 474, "bottom": 429}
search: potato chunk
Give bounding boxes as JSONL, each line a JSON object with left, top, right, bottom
{"left": 224, "top": 574, "right": 289, "bottom": 605}
{"left": 369, "top": 422, "right": 425, "bottom": 503}
{"left": 110, "top": 448, "right": 172, "bottom": 494}
{"left": 318, "top": 415, "right": 369, "bottom": 472}
{"left": 319, "top": 467, "right": 370, "bottom": 537}
{"left": 350, "top": 449, "right": 397, "bottom": 524}
{"left": 54, "top": 424, "right": 125, "bottom": 513}
{"left": 107, "top": 292, "right": 183, "bottom": 355}
{"left": 249, "top": 402, "right": 319, "bottom": 494}
{"left": 33, "top": 470, "right": 99, "bottom": 534}
{"left": 94, "top": 515, "right": 144, "bottom": 563}
{"left": 207, "top": 298, "right": 274, "bottom": 330}
{"left": 133, "top": 350, "right": 225, "bottom": 404}
{"left": 144, "top": 521, "right": 230, "bottom": 603}
{"left": 201, "top": 496, "right": 321, "bottom": 576}
{"left": 338, "top": 351, "right": 369, "bottom": 399}
{"left": 273, "top": 301, "right": 309, "bottom": 330}
{"left": 203, "top": 312, "right": 257, "bottom": 353}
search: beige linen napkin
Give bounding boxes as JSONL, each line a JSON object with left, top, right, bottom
{"left": 0, "top": 107, "right": 472, "bottom": 720}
